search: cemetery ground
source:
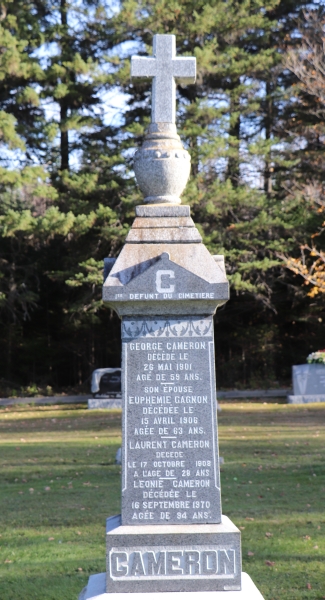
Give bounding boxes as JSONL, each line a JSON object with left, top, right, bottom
{"left": 0, "top": 404, "right": 324, "bottom": 600}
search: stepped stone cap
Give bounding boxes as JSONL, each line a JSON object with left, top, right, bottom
{"left": 103, "top": 206, "right": 229, "bottom": 317}
{"left": 131, "top": 35, "right": 196, "bottom": 204}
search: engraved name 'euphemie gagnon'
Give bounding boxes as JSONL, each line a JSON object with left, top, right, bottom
{"left": 122, "top": 318, "right": 221, "bottom": 524}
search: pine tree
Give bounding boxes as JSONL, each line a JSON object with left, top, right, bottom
{"left": 0, "top": 0, "right": 133, "bottom": 391}
{"left": 280, "top": 10, "right": 325, "bottom": 297}
{"left": 0, "top": 0, "right": 320, "bottom": 391}
{"left": 110, "top": 0, "right": 313, "bottom": 385}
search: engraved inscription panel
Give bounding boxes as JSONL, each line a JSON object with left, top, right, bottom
{"left": 121, "top": 317, "right": 221, "bottom": 525}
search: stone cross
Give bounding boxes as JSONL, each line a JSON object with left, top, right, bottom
{"left": 131, "top": 34, "right": 196, "bottom": 123}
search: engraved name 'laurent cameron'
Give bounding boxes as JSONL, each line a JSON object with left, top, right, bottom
{"left": 129, "top": 440, "right": 210, "bottom": 449}
{"left": 110, "top": 548, "right": 236, "bottom": 579}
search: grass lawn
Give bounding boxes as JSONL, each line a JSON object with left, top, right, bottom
{"left": 0, "top": 402, "right": 324, "bottom": 600}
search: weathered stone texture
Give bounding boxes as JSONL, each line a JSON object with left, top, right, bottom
{"left": 103, "top": 206, "right": 229, "bottom": 318}
{"left": 106, "top": 515, "right": 241, "bottom": 593}
{"left": 292, "top": 363, "right": 325, "bottom": 395}
{"left": 136, "top": 205, "right": 190, "bottom": 218}
{"left": 121, "top": 316, "right": 221, "bottom": 526}
{"left": 131, "top": 35, "right": 196, "bottom": 124}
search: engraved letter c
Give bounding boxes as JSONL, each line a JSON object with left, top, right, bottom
{"left": 156, "top": 270, "right": 175, "bottom": 293}
{"left": 110, "top": 552, "right": 128, "bottom": 577}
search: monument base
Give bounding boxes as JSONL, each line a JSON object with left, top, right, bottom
{"left": 106, "top": 515, "right": 241, "bottom": 593}
{"left": 88, "top": 398, "right": 122, "bottom": 409}
{"left": 287, "top": 394, "right": 325, "bottom": 404}
{"left": 79, "top": 572, "right": 264, "bottom": 600}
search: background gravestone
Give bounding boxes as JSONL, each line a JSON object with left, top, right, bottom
{"left": 88, "top": 368, "right": 122, "bottom": 409}
{"left": 288, "top": 363, "right": 325, "bottom": 404}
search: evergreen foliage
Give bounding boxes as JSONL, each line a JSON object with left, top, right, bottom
{"left": 0, "top": 0, "right": 324, "bottom": 394}
{"left": 281, "top": 10, "right": 325, "bottom": 298}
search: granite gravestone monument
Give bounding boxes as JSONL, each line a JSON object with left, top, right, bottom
{"left": 79, "top": 34, "right": 264, "bottom": 600}
{"left": 88, "top": 368, "right": 122, "bottom": 409}
{"left": 288, "top": 363, "right": 325, "bottom": 404}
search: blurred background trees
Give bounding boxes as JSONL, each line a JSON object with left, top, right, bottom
{"left": 0, "top": 0, "right": 324, "bottom": 394}
{"left": 281, "top": 10, "right": 325, "bottom": 299}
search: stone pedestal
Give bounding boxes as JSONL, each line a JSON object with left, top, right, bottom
{"left": 79, "top": 572, "right": 264, "bottom": 600}
{"left": 106, "top": 515, "right": 241, "bottom": 593}
{"left": 78, "top": 203, "right": 265, "bottom": 598}
{"left": 103, "top": 205, "right": 227, "bottom": 533}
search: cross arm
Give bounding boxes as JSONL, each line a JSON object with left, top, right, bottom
{"left": 131, "top": 56, "right": 157, "bottom": 78}
{"left": 172, "top": 58, "right": 196, "bottom": 85}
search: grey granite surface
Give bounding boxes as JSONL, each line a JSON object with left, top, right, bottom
{"left": 78, "top": 28, "right": 265, "bottom": 600}
{"left": 80, "top": 572, "right": 264, "bottom": 600}
{"left": 136, "top": 205, "right": 191, "bottom": 217}
{"left": 121, "top": 315, "right": 222, "bottom": 526}
{"left": 131, "top": 35, "right": 196, "bottom": 124}
{"left": 288, "top": 394, "right": 325, "bottom": 404}
{"left": 125, "top": 226, "right": 202, "bottom": 243}
{"left": 105, "top": 515, "right": 241, "bottom": 593}
{"left": 131, "top": 36, "right": 196, "bottom": 204}
{"left": 103, "top": 207, "right": 229, "bottom": 317}
{"left": 133, "top": 123, "right": 191, "bottom": 206}
{"left": 88, "top": 398, "right": 122, "bottom": 409}
{"left": 292, "top": 364, "right": 325, "bottom": 396}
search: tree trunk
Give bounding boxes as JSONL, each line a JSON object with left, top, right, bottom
{"left": 226, "top": 88, "right": 240, "bottom": 186}
{"left": 60, "top": 0, "right": 69, "bottom": 171}
{"left": 60, "top": 103, "right": 69, "bottom": 171}
{"left": 264, "top": 80, "right": 272, "bottom": 196}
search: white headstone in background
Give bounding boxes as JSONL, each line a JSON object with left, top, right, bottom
{"left": 288, "top": 363, "right": 325, "bottom": 404}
